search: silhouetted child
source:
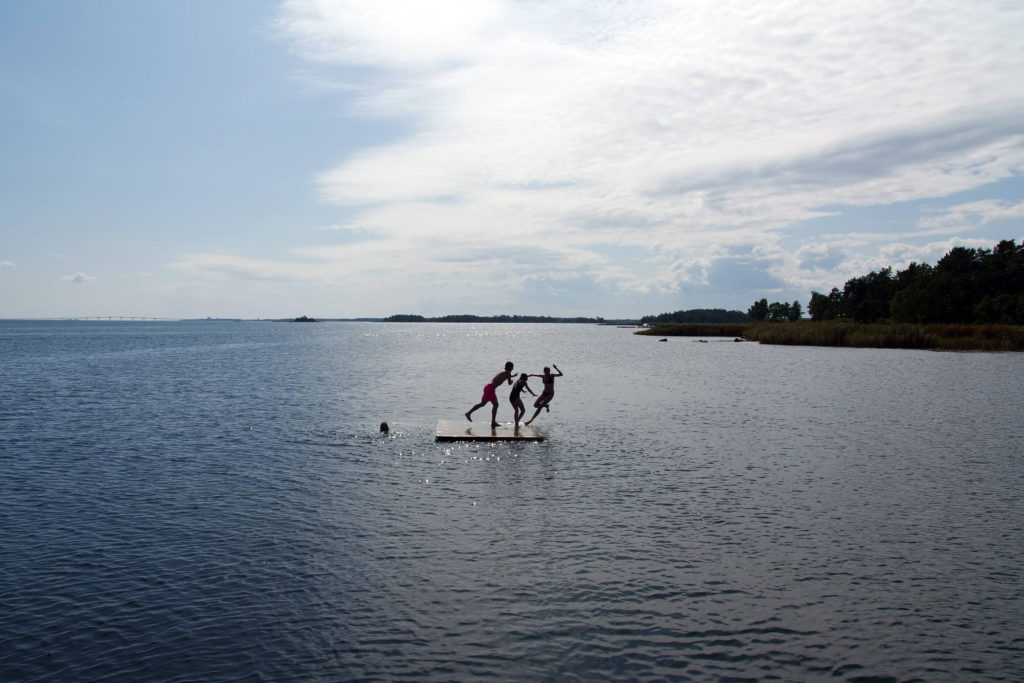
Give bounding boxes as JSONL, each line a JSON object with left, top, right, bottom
{"left": 524, "top": 364, "right": 563, "bottom": 426}
{"left": 509, "top": 372, "right": 536, "bottom": 427}
{"left": 466, "top": 361, "right": 516, "bottom": 428}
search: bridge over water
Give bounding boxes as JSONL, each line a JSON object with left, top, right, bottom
{"left": 7, "top": 316, "right": 181, "bottom": 322}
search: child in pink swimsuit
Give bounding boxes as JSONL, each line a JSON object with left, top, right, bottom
{"left": 466, "top": 361, "right": 516, "bottom": 428}
{"left": 524, "top": 364, "right": 562, "bottom": 426}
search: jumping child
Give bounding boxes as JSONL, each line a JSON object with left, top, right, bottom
{"left": 509, "top": 372, "right": 536, "bottom": 427}
{"left": 466, "top": 361, "right": 516, "bottom": 428}
{"left": 524, "top": 364, "right": 563, "bottom": 426}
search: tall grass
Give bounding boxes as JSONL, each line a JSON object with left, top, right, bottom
{"left": 638, "top": 322, "right": 1024, "bottom": 350}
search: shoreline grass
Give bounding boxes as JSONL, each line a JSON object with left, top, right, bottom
{"left": 637, "top": 322, "right": 1024, "bottom": 351}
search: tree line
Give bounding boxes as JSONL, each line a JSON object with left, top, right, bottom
{"left": 750, "top": 239, "right": 1024, "bottom": 324}
{"left": 746, "top": 299, "right": 802, "bottom": 322}
{"left": 639, "top": 308, "right": 751, "bottom": 325}
{"left": 383, "top": 314, "right": 606, "bottom": 323}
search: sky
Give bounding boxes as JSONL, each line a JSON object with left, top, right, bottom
{"left": 2, "top": 0, "right": 1023, "bottom": 320}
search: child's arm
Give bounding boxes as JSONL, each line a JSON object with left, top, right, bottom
{"left": 552, "top": 364, "right": 563, "bottom": 376}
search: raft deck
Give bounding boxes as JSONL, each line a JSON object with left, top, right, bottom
{"left": 435, "top": 419, "right": 545, "bottom": 442}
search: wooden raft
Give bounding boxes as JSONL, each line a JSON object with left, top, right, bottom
{"left": 435, "top": 419, "right": 545, "bottom": 442}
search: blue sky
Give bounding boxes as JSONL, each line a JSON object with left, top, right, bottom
{"left": 2, "top": 0, "right": 1023, "bottom": 319}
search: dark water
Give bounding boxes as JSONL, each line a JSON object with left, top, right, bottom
{"left": 2, "top": 321, "right": 1022, "bottom": 681}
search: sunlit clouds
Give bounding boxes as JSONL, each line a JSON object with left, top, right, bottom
{"left": 188, "top": 0, "right": 1024, "bottom": 313}
{"left": 8, "top": 2, "right": 1020, "bottom": 318}
{"left": 61, "top": 272, "right": 96, "bottom": 284}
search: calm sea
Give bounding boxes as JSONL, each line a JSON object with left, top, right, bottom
{"left": 2, "top": 321, "right": 1022, "bottom": 681}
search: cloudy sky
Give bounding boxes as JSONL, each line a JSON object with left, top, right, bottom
{"left": 2, "top": 0, "right": 1023, "bottom": 319}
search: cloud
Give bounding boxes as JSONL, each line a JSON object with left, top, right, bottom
{"left": 919, "top": 198, "right": 1024, "bottom": 231}
{"left": 876, "top": 237, "right": 1006, "bottom": 270}
{"left": 61, "top": 272, "right": 96, "bottom": 284}
{"left": 0, "top": 261, "right": 14, "bottom": 269}
{"left": 795, "top": 244, "right": 847, "bottom": 271}
{"left": 276, "top": 0, "right": 505, "bottom": 72}
{"left": 247, "top": 1, "right": 1024, "bottom": 310}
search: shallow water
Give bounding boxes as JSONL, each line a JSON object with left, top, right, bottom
{"left": 2, "top": 321, "right": 1022, "bottom": 681}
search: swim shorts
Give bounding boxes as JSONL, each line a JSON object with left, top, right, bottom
{"left": 481, "top": 383, "right": 498, "bottom": 403}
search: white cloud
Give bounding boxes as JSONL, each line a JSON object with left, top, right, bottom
{"left": 276, "top": 0, "right": 506, "bottom": 72}
{"left": 795, "top": 243, "right": 847, "bottom": 271}
{"left": 61, "top": 272, "right": 96, "bottom": 284}
{"left": 919, "top": 198, "right": 1024, "bottom": 231}
{"left": 871, "top": 237, "right": 1004, "bottom": 273}
{"left": 202, "top": 0, "right": 1024, "bottom": 312}
{"left": 0, "top": 261, "right": 14, "bottom": 269}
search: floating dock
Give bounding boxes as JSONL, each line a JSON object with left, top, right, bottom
{"left": 435, "top": 419, "right": 545, "bottom": 442}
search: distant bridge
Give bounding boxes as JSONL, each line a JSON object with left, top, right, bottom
{"left": 10, "top": 316, "right": 181, "bottom": 322}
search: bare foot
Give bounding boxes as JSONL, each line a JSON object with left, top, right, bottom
{"left": 491, "top": 422, "right": 500, "bottom": 429}
{"left": 465, "top": 411, "right": 472, "bottom": 422}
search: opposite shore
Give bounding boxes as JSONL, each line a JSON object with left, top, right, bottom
{"left": 637, "top": 321, "right": 1024, "bottom": 351}
{"left": 5, "top": 318, "right": 1024, "bottom": 351}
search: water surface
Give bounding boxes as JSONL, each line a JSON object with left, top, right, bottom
{"left": 2, "top": 321, "right": 1022, "bottom": 681}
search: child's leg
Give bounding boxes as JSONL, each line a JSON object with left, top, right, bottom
{"left": 490, "top": 400, "right": 500, "bottom": 427}
{"left": 466, "top": 399, "right": 486, "bottom": 420}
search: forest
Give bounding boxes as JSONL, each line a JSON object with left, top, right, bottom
{"left": 750, "top": 239, "right": 1024, "bottom": 324}
{"left": 383, "top": 314, "right": 606, "bottom": 323}
{"left": 639, "top": 308, "right": 751, "bottom": 325}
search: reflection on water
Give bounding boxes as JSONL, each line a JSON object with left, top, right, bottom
{"left": 1, "top": 321, "right": 1022, "bottom": 681}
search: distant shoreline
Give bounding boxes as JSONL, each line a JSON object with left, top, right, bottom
{"left": 0, "top": 316, "right": 639, "bottom": 324}
{"left": 380, "top": 314, "right": 635, "bottom": 324}
{"left": 638, "top": 322, "right": 1024, "bottom": 351}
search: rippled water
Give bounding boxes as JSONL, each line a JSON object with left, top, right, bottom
{"left": 2, "top": 321, "right": 1022, "bottom": 681}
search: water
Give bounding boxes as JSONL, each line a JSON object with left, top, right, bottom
{"left": 2, "top": 320, "right": 1022, "bottom": 681}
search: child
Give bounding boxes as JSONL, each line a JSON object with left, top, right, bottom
{"left": 509, "top": 372, "right": 536, "bottom": 427}
{"left": 466, "top": 361, "right": 516, "bottom": 428}
{"left": 524, "top": 364, "right": 563, "bottom": 426}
